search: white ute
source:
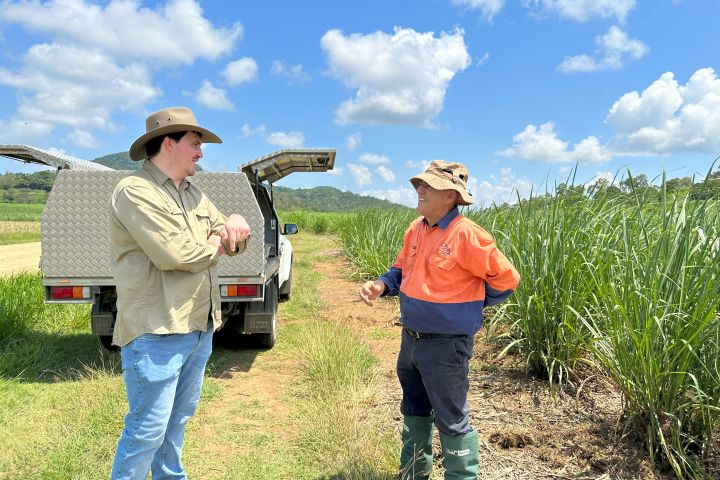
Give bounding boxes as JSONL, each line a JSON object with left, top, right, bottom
{"left": 0, "top": 144, "right": 335, "bottom": 349}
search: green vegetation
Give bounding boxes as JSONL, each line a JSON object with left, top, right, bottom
{"left": 0, "top": 204, "right": 42, "bottom": 244}
{"left": 0, "top": 221, "right": 40, "bottom": 245}
{"left": 0, "top": 170, "right": 54, "bottom": 203}
{"left": 0, "top": 202, "right": 43, "bottom": 221}
{"left": 92, "top": 151, "right": 136, "bottom": 170}
{"left": 274, "top": 185, "right": 408, "bottom": 212}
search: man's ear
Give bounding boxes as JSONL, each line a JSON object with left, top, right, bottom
{"left": 162, "top": 135, "right": 174, "bottom": 154}
{"left": 447, "top": 190, "right": 459, "bottom": 205}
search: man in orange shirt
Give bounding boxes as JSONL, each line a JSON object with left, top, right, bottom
{"left": 360, "top": 161, "right": 520, "bottom": 480}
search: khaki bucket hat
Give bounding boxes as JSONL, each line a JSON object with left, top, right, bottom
{"left": 129, "top": 107, "right": 222, "bottom": 161}
{"left": 410, "top": 160, "right": 474, "bottom": 205}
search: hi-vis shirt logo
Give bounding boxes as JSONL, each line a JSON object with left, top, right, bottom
{"left": 440, "top": 243, "right": 451, "bottom": 256}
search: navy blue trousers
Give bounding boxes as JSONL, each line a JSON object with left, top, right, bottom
{"left": 396, "top": 328, "right": 474, "bottom": 435}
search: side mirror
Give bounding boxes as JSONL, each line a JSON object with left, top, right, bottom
{"left": 283, "top": 223, "right": 299, "bottom": 235}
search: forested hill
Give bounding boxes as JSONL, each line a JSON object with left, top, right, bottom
{"left": 273, "top": 185, "right": 407, "bottom": 212}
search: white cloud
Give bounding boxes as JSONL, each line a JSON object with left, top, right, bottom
{"left": 66, "top": 129, "right": 99, "bottom": 148}
{"left": 376, "top": 165, "right": 396, "bottom": 182}
{"left": 404, "top": 160, "right": 431, "bottom": 170}
{"left": 347, "top": 163, "right": 372, "bottom": 187}
{"left": 223, "top": 57, "right": 258, "bottom": 85}
{"left": 321, "top": 27, "right": 471, "bottom": 126}
{"left": 476, "top": 52, "right": 490, "bottom": 67}
{"left": 584, "top": 170, "right": 615, "bottom": 189}
{"left": 194, "top": 80, "right": 234, "bottom": 110}
{"left": 500, "top": 67, "right": 720, "bottom": 164}
{"left": 499, "top": 121, "right": 611, "bottom": 164}
{"left": 0, "top": 43, "right": 157, "bottom": 132}
{"left": 359, "top": 153, "right": 390, "bottom": 165}
{"left": 607, "top": 68, "right": 720, "bottom": 155}
{"left": 451, "top": 0, "right": 506, "bottom": 21}
{"left": 363, "top": 185, "right": 417, "bottom": 207}
{"left": 523, "top": 0, "right": 636, "bottom": 22}
{"left": 0, "top": 0, "right": 241, "bottom": 143}
{"left": 0, "top": 118, "right": 54, "bottom": 145}
{"left": 265, "top": 131, "right": 305, "bottom": 148}
{"left": 271, "top": 60, "right": 310, "bottom": 83}
{"left": 474, "top": 168, "right": 534, "bottom": 206}
{"left": 327, "top": 166, "right": 344, "bottom": 176}
{"left": 240, "top": 123, "right": 304, "bottom": 148}
{"left": 559, "top": 26, "right": 648, "bottom": 73}
{"left": 346, "top": 132, "right": 362, "bottom": 150}
{"left": 0, "top": 0, "right": 241, "bottom": 65}
{"left": 240, "top": 123, "right": 267, "bottom": 137}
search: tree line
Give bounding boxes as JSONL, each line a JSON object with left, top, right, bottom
{"left": 501, "top": 168, "right": 720, "bottom": 211}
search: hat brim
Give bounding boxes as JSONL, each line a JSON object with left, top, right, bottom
{"left": 129, "top": 124, "right": 222, "bottom": 161}
{"left": 410, "top": 173, "right": 474, "bottom": 205}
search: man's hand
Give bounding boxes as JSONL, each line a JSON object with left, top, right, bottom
{"left": 221, "top": 214, "right": 251, "bottom": 254}
{"left": 207, "top": 234, "right": 227, "bottom": 255}
{"left": 359, "top": 280, "right": 386, "bottom": 306}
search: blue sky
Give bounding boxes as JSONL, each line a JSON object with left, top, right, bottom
{"left": 0, "top": 0, "right": 718, "bottom": 207}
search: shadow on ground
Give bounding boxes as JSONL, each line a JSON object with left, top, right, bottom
{"left": 0, "top": 329, "right": 264, "bottom": 383}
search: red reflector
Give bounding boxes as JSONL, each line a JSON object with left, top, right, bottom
{"left": 51, "top": 287, "right": 73, "bottom": 299}
{"left": 236, "top": 285, "right": 258, "bottom": 296}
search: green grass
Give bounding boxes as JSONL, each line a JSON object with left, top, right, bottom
{"left": 0, "top": 233, "right": 400, "bottom": 479}
{"left": 0, "top": 202, "right": 44, "bottom": 221}
{"left": 0, "top": 220, "right": 40, "bottom": 245}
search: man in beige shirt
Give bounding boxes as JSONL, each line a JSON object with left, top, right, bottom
{"left": 110, "top": 107, "right": 249, "bottom": 480}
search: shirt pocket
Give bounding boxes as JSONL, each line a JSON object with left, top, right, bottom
{"left": 428, "top": 254, "right": 458, "bottom": 286}
{"left": 429, "top": 254, "right": 456, "bottom": 271}
{"left": 193, "top": 205, "right": 212, "bottom": 235}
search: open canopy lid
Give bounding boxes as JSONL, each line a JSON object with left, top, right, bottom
{"left": 239, "top": 148, "right": 335, "bottom": 184}
{"left": 0, "top": 144, "right": 114, "bottom": 171}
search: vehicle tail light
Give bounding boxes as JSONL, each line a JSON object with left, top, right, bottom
{"left": 221, "top": 284, "right": 259, "bottom": 297}
{"left": 50, "top": 286, "right": 90, "bottom": 300}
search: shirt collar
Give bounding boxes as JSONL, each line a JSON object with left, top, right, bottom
{"left": 142, "top": 159, "right": 191, "bottom": 191}
{"left": 423, "top": 207, "right": 460, "bottom": 229}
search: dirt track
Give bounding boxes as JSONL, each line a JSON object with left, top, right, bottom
{"left": 0, "top": 241, "right": 40, "bottom": 276}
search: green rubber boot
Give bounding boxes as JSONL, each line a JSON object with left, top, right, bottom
{"left": 399, "top": 415, "right": 435, "bottom": 480}
{"left": 439, "top": 430, "right": 479, "bottom": 480}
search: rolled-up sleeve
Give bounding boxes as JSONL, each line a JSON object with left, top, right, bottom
{"left": 113, "top": 184, "right": 219, "bottom": 273}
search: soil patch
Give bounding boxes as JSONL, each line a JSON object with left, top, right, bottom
{"left": 0, "top": 241, "right": 40, "bottom": 276}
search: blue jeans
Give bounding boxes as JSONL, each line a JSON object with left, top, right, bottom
{"left": 111, "top": 324, "right": 213, "bottom": 480}
{"left": 396, "top": 328, "right": 474, "bottom": 436}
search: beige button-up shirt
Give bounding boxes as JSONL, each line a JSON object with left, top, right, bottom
{"left": 109, "top": 160, "right": 241, "bottom": 346}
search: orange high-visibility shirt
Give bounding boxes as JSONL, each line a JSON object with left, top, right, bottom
{"left": 379, "top": 209, "right": 519, "bottom": 335}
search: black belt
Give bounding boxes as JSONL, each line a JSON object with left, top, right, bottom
{"left": 403, "top": 327, "right": 465, "bottom": 339}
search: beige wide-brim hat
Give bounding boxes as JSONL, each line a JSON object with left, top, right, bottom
{"left": 129, "top": 107, "right": 222, "bottom": 161}
{"left": 410, "top": 160, "right": 474, "bottom": 205}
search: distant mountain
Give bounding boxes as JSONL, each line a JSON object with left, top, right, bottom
{"left": 93, "top": 152, "right": 137, "bottom": 170}
{"left": 93, "top": 151, "right": 203, "bottom": 171}
{"left": 273, "top": 185, "right": 408, "bottom": 212}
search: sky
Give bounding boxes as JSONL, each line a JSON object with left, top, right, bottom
{"left": 0, "top": 0, "right": 718, "bottom": 208}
